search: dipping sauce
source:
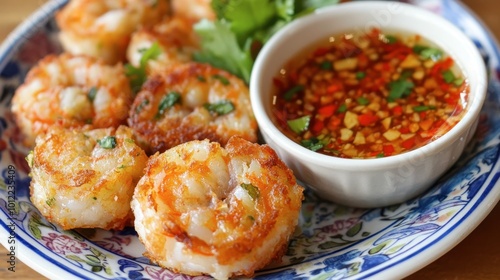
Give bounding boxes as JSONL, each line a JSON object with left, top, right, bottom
{"left": 271, "top": 28, "right": 468, "bottom": 159}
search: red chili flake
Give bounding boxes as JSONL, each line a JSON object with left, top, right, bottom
{"left": 326, "top": 83, "right": 342, "bottom": 94}
{"left": 312, "top": 120, "right": 324, "bottom": 133}
{"left": 399, "top": 127, "right": 410, "bottom": 134}
{"left": 358, "top": 113, "right": 379, "bottom": 126}
{"left": 383, "top": 144, "right": 394, "bottom": 156}
{"left": 401, "top": 137, "right": 415, "bottom": 150}
{"left": 392, "top": 105, "right": 403, "bottom": 116}
{"left": 318, "top": 104, "right": 337, "bottom": 117}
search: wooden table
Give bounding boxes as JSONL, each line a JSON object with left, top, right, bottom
{"left": 0, "top": 0, "right": 498, "bottom": 279}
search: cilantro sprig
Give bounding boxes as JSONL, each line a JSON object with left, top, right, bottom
{"left": 125, "top": 42, "right": 161, "bottom": 93}
{"left": 194, "top": 0, "right": 340, "bottom": 83}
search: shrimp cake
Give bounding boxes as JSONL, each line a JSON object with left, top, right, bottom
{"left": 11, "top": 53, "right": 133, "bottom": 147}
{"left": 56, "top": 0, "right": 170, "bottom": 64}
{"left": 127, "top": 16, "right": 200, "bottom": 75}
{"left": 128, "top": 62, "right": 258, "bottom": 153}
{"left": 27, "top": 125, "right": 148, "bottom": 230}
{"left": 131, "top": 136, "right": 304, "bottom": 279}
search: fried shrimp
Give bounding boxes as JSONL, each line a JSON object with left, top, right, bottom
{"left": 27, "top": 125, "right": 148, "bottom": 231}
{"left": 11, "top": 53, "right": 133, "bottom": 147}
{"left": 126, "top": 16, "right": 199, "bottom": 74}
{"left": 128, "top": 62, "right": 258, "bottom": 153}
{"left": 56, "top": 0, "right": 169, "bottom": 64}
{"left": 171, "top": 0, "right": 216, "bottom": 22}
{"left": 131, "top": 137, "right": 304, "bottom": 279}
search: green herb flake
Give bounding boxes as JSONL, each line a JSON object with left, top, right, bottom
{"left": 388, "top": 79, "right": 414, "bottom": 101}
{"left": 92, "top": 197, "right": 97, "bottom": 200}
{"left": 413, "top": 45, "right": 443, "bottom": 61}
{"left": 442, "top": 70, "right": 456, "bottom": 84}
{"left": 212, "top": 74, "right": 230, "bottom": 85}
{"left": 97, "top": 136, "right": 117, "bottom": 149}
{"left": 125, "top": 42, "right": 162, "bottom": 93}
{"left": 319, "top": 61, "right": 333, "bottom": 70}
{"left": 384, "top": 35, "right": 398, "bottom": 44}
{"left": 287, "top": 115, "right": 310, "bottom": 134}
{"left": 241, "top": 183, "right": 260, "bottom": 200}
{"left": 156, "top": 92, "right": 181, "bottom": 118}
{"left": 301, "top": 137, "right": 324, "bottom": 151}
{"left": 88, "top": 87, "right": 98, "bottom": 101}
{"left": 204, "top": 100, "right": 235, "bottom": 115}
{"left": 357, "top": 97, "right": 370, "bottom": 105}
{"left": 337, "top": 103, "right": 347, "bottom": 113}
{"left": 46, "top": 197, "right": 56, "bottom": 207}
{"left": 454, "top": 78, "right": 464, "bottom": 86}
{"left": 135, "top": 99, "right": 150, "bottom": 113}
{"left": 284, "top": 85, "right": 304, "bottom": 101}
{"left": 197, "top": 75, "right": 207, "bottom": 82}
{"left": 413, "top": 105, "right": 430, "bottom": 112}
{"left": 355, "top": 71, "right": 366, "bottom": 80}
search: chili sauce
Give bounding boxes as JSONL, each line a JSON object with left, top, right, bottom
{"left": 271, "top": 28, "right": 468, "bottom": 159}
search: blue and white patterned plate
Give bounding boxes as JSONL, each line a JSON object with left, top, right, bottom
{"left": 0, "top": 0, "right": 499, "bottom": 279}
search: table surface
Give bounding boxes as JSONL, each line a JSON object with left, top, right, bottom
{"left": 0, "top": 0, "right": 499, "bottom": 279}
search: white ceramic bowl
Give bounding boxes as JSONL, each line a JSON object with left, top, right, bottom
{"left": 250, "top": 1, "right": 487, "bottom": 208}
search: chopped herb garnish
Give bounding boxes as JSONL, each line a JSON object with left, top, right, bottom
{"left": 92, "top": 197, "right": 97, "bottom": 200}
{"left": 125, "top": 42, "right": 162, "bottom": 93}
{"left": 283, "top": 85, "right": 304, "bottom": 101}
{"left": 287, "top": 115, "right": 310, "bottom": 134}
{"left": 241, "top": 183, "right": 259, "bottom": 200}
{"left": 442, "top": 70, "right": 456, "bottom": 84}
{"left": 413, "top": 45, "right": 443, "bottom": 61}
{"left": 388, "top": 79, "right": 414, "bottom": 101}
{"left": 301, "top": 137, "right": 324, "bottom": 151}
{"left": 413, "top": 105, "right": 430, "bottom": 112}
{"left": 212, "top": 74, "right": 230, "bottom": 85}
{"left": 204, "top": 100, "right": 235, "bottom": 115}
{"left": 87, "top": 87, "right": 97, "bottom": 101}
{"left": 355, "top": 71, "right": 366, "bottom": 79}
{"left": 46, "top": 197, "right": 56, "bottom": 206}
{"left": 135, "top": 99, "right": 150, "bottom": 113}
{"left": 384, "top": 35, "right": 397, "bottom": 44}
{"left": 197, "top": 75, "right": 207, "bottom": 82}
{"left": 319, "top": 61, "right": 333, "bottom": 70}
{"left": 357, "top": 97, "right": 370, "bottom": 105}
{"left": 156, "top": 92, "right": 181, "bottom": 118}
{"left": 454, "top": 78, "right": 464, "bottom": 86}
{"left": 97, "top": 136, "right": 117, "bottom": 149}
{"left": 337, "top": 103, "right": 347, "bottom": 113}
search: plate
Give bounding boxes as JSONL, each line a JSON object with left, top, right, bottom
{"left": 0, "top": 0, "right": 499, "bottom": 279}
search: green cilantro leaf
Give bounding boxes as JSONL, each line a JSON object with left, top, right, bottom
{"left": 287, "top": 115, "right": 310, "bottom": 134}
{"left": 204, "top": 100, "right": 235, "bottom": 115}
{"left": 125, "top": 42, "right": 161, "bottom": 93}
{"left": 156, "top": 92, "right": 181, "bottom": 119}
{"left": 193, "top": 20, "right": 253, "bottom": 83}
{"left": 388, "top": 79, "right": 414, "bottom": 101}
{"left": 241, "top": 183, "right": 260, "bottom": 200}
{"left": 98, "top": 136, "right": 117, "bottom": 149}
